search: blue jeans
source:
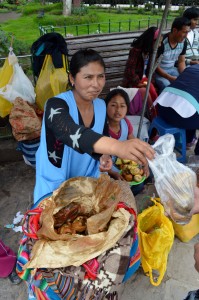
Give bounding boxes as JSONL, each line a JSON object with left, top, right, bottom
{"left": 155, "top": 67, "right": 179, "bottom": 94}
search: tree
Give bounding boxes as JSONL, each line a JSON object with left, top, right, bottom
{"left": 63, "top": 0, "right": 72, "bottom": 16}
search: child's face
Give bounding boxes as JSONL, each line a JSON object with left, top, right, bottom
{"left": 107, "top": 94, "right": 128, "bottom": 123}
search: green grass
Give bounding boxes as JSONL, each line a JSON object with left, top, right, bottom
{"left": 0, "top": 5, "right": 180, "bottom": 50}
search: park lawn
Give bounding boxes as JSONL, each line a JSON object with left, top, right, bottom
{"left": 0, "top": 8, "right": 177, "bottom": 48}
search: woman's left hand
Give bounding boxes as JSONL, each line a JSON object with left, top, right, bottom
{"left": 99, "top": 155, "right": 113, "bottom": 172}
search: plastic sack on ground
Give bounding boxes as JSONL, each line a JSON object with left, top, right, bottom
{"left": 35, "top": 54, "right": 69, "bottom": 111}
{"left": 0, "top": 58, "right": 13, "bottom": 117}
{"left": 0, "top": 51, "right": 35, "bottom": 104}
{"left": 138, "top": 198, "right": 174, "bottom": 286}
{"left": 148, "top": 134, "right": 197, "bottom": 224}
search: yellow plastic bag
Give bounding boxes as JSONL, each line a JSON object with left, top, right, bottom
{"left": 0, "top": 58, "right": 13, "bottom": 117}
{"left": 171, "top": 214, "right": 199, "bottom": 243}
{"left": 138, "top": 198, "right": 174, "bottom": 286}
{"left": 35, "top": 55, "right": 69, "bottom": 111}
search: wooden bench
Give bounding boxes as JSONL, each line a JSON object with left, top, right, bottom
{"left": 66, "top": 31, "right": 144, "bottom": 99}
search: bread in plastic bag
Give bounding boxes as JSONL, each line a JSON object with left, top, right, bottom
{"left": 148, "top": 134, "right": 197, "bottom": 224}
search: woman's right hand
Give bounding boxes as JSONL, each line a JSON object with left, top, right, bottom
{"left": 94, "top": 137, "right": 155, "bottom": 174}
{"left": 110, "top": 138, "right": 155, "bottom": 176}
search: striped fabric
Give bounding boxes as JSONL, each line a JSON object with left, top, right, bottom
{"left": 185, "top": 29, "right": 199, "bottom": 65}
{"left": 159, "top": 33, "right": 186, "bottom": 70}
{"left": 17, "top": 138, "right": 40, "bottom": 168}
{"left": 16, "top": 200, "right": 140, "bottom": 299}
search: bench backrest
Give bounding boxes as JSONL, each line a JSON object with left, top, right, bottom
{"left": 66, "top": 31, "right": 143, "bottom": 98}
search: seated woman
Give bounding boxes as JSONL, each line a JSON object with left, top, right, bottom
{"left": 34, "top": 49, "right": 154, "bottom": 203}
{"left": 122, "top": 26, "right": 160, "bottom": 120}
{"left": 17, "top": 49, "right": 155, "bottom": 300}
{"left": 154, "top": 64, "right": 199, "bottom": 155}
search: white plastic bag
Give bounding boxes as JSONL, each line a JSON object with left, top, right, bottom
{"left": 148, "top": 134, "right": 197, "bottom": 224}
{"left": 0, "top": 51, "right": 35, "bottom": 104}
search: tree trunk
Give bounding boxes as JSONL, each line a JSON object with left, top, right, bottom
{"left": 63, "top": 0, "right": 72, "bottom": 16}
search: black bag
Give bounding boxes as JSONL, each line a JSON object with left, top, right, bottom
{"left": 31, "top": 32, "right": 68, "bottom": 79}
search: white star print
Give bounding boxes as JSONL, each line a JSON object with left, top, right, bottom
{"left": 48, "top": 108, "right": 63, "bottom": 122}
{"left": 48, "top": 151, "right": 61, "bottom": 163}
{"left": 70, "top": 128, "right": 81, "bottom": 148}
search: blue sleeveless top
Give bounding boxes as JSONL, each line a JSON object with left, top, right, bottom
{"left": 34, "top": 90, "right": 106, "bottom": 203}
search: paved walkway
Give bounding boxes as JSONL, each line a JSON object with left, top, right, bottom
{"left": 0, "top": 11, "right": 21, "bottom": 23}
{"left": 0, "top": 140, "right": 199, "bottom": 299}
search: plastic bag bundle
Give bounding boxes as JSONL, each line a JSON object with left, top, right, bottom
{"left": 35, "top": 55, "right": 69, "bottom": 111}
{"left": 0, "top": 50, "right": 35, "bottom": 105}
{"left": 0, "top": 58, "right": 13, "bottom": 117}
{"left": 148, "top": 134, "right": 197, "bottom": 224}
{"left": 138, "top": 198, "right": 174, "bottom": 286}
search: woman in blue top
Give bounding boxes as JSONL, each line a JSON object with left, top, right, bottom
{"left": 34, "top": 49, "right": 155, "bottom": 203}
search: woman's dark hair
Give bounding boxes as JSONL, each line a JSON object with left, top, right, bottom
{"left": 183, "top": 6, "right": 199, "bottom": 20}
{"left": 69, "top": 48, "right": 105, "bottom": 78}
{"left": 171, "top": 17, "right": 191, "bottom": 32}
{"left": 105, "top": 88, "right": 130, "bottom": 109}
{"left": 131, "top": 26, "right": 158, "bottom": 54}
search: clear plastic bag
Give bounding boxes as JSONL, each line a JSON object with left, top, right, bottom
{"left": 0, "top": 51, "right": 35, "bottom": 104}
{"left": 148, "top": 134, "right": 197, "bottom": 224}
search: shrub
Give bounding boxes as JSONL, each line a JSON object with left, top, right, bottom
{"left": 48, "top": 9, "right": 62, "bottom": 15}
{"left": 22, "top": 3, "right": 61, "bottom": 16}
{"left": 144, "top": 3, "right": 153, "bottom": 11}
{"left": 0, "top": 30, "right": 29, "bottom": 57}
{"left": 72, "top": 4, "right": 88, "bottom": 16}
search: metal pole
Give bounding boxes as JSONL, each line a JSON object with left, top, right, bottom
{"left": 137, "top": 0, "right": 172, "bottom": 139}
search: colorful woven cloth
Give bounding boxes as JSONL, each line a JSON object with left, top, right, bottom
{"left": 16, "top": 202, "right": 140, "bottom": 299}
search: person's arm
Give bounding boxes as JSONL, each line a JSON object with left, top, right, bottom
{"left": 93, "top": 137, "right": 155, "bottom": 177}
{"left": 178, "top": 55, "right": 186, "bottom": 73}
{"left": 194, "top": 241, "right": 199, "bottom": 272}
{"left": 155, "top": 65, "right": 177, "bottom": 81}
{"left": 45, "top": 97, "right": 104, "bottom": 158}
{"left": 189, "top": 186, "right": 199, "bottom": 215}
{"left": 46, "top": 97, "right": 155, "bottom": 172}
{"left": 178, "top": 40, "right": 187, "bottom": 73}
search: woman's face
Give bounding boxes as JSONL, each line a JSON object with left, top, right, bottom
{"left": 107, "top": 94, "right": 128, "bottom": 123}
{"left": 70, "top": 61, "right": 105, "bottom": 102}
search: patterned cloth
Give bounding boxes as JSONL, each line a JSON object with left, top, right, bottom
{"left": 16, "top": 201, "right": 140, "bottom": 300}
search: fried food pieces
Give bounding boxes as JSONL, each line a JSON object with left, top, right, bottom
{"left": 115, "top": 158, "right": 144, "bottom": 182}
{"left": 54, "top": 203, "right": 88, "bottom": 235}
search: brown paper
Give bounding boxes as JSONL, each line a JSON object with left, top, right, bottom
{"left": 24, "top": 174, "right": 136, "bottom": 269}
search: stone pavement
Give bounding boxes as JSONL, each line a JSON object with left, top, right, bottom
{"left": 0, "top": 138, "right": 199, "bottom": 300}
